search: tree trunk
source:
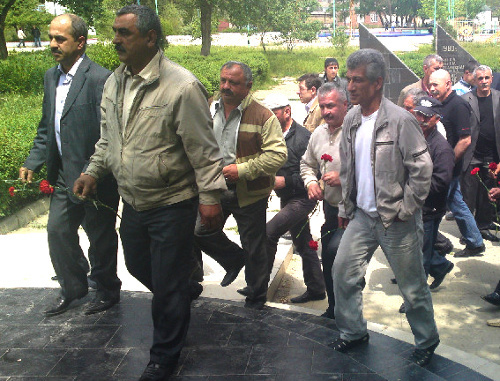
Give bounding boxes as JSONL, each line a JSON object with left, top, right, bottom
{"left": 0, "top": 0, "right": 17, "bottom": 59}
{"left": 200, "top": 0, "right": 212, "bottom": 56}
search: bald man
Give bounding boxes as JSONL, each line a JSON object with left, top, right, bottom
{"left": 429, "top": 69, "right": 484, "bottom": 257}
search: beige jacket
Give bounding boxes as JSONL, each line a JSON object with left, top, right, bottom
{"left": 86, "top": 51, "right": 226, "bottom": 211}
{"left": 303, "top": 97, "right": 324, "bottom": 132}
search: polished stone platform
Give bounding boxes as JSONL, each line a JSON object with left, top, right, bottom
{"left": 0, "top": 288, "right": 493, "bottom": 381}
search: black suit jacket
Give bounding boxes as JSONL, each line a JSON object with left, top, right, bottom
{"left": 461, "top": 88, "right": 500, "bottom": 171}
{"left": 24, "top": 55, "right": 111, "bottom": 189}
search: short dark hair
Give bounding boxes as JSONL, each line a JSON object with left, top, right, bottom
{"left": 464, "top": 60, "right": 479, "bottom": 73}
{"left": 318, "top": 82, "right": 347, "bottom": 102}
{"left": 65, "top": 14, "right": 88, "bottom": 42}
{"left": 116, "top": 4, "right": 164, "bottom": 49}
{"left": 324, "top": 57, "right": 339, "bottom": 68}
{"left": 297, "top": 73, "right": 322, "bottom": 90}
{"left": 221, "top": 61, "right": 253, "bottom": 84}
{"left": 346, "top": 48, "right": 386, "bottom": 83}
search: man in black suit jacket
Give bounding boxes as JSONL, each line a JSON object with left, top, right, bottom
{"left": 20, "top": 14, "right": 121, "bottom": 316}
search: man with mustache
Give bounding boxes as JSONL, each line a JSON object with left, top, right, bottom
{"left": 429, "top": 69, "right": 486, "bottom": 257}
{"left": 74, "top": 5, "right": 226, "bottom": 380}
{"left": 20, "top": 14, "right": 121, "bottom": 316}
{"left": 195, "top": 61, "right": 287, "bottom": 310}
{"left": 461, "top": 65, "right": 500, "bottom": 243}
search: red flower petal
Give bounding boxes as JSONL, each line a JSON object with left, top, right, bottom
{"left": 489, "top": 162, "right": 498, "bottom": 170}
{"left": 471, "top": 167, "right": 480, "bottom": 175}
{"left": 308, "top": 239, "right": 319, "bottom": 251}
{"left": 8, "top": 186, "right": 15, "bottom": 197}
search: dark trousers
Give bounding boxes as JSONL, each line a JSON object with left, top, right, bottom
{"left": 423, "top": 217, "right": 453, "bottom": 278}
{"left": 47, "top": 173, "right": 120, "bottom": 300}
{"left": 320, "top": 202, "right": 343, "bottom": 311}
{"left": 195, "top": 190, "right": 268, "bottom": 303}
{"left": 120, "top": 199, "right": 197, "bottom": 367}
{"left": 266, "top": 197, "right": 325, "bottom": 294}
{"left": 462, "top": 162, "right": 497, "bottom": 230}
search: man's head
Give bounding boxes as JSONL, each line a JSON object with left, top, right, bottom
{"left": 403, "top": 88, "right": 427, "bottom": 115}
{"left": 317, "top": 82, "right": 348, "bottom": 130}
{"left": 113, "top": 5, "right": 162, "bottom": 74}
{"left": 297, "top": 73, "right": 322, "bottom": 104}
{"left": 413, "top": 96, "right": 442, "bottom": 137}
{"left": 423, "top": 54, "right": 444, "bottom": 81}
{"left": 345, "top": 49, "right": 385, "bottom": 111}
{"left": 429, "top": 69, "right": 452, "bottom": 102}
{"left": 463, "top": 60, "right": 479, "bottom": 86}
{"left": 219, "top": 61, "right": 253, "bottom": 107}
{"left": 263, "top": 93, "right": 291, "bottom": 131}
{"left": 474, "top": 65, "right": 493, "bottom": 97}
{"left": 49, "top": 14, "right": 87, "bottom": 72}
{"left": 324, "top": 58, "right": 339, "bottom": 82}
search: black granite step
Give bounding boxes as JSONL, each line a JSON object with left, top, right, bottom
{"left": 0, "top": 288, "right": 493, "bottom": 381}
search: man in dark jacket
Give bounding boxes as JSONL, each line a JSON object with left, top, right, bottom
{"left": 413, "top": 97, "right": 455, "bottom": 289}
{"left": 257, "top": 93, "right": 326, "bottom": 303}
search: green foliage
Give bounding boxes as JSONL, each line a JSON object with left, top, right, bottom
{"left": 331, "top": 27, "right": 350, "bottom": 56}
{"left": 0, "top": 93, "right": 45, "bottom": 218}
{"left": 461, "top": 42, "right": 500, "bottom": 71}
{"left": 86, "top": 42, "right": 121, "bottom": 72}
{"left": 396, "top": 45, "right": 434, "bottom": 78}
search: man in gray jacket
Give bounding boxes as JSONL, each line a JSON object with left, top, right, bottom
{"left": 74, "top": 5, "right": 226, "bottom": 381}
{"left": 331, "top": 49, "right": 440, "bottom": 367}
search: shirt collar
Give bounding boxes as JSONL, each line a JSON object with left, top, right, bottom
{"left": 306, "top": 96, "right": 316, "bottom": 112}
{"left": 124, "top": 50, "right": 161, "bottom": 82}
{"left": 58, "top": 54, "right": 85, "bottom": 81}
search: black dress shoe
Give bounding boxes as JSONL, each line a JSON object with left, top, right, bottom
{"left": 44, "top": 292, "right": 87, "bottom": 316}
{"left": 399, "top": 302, "right": 406, "bottom": 313}
{"left": 139, "top": 361, "right": 175, "bottom": 381}
{"left": 480, "top": 230, "right": 499, "bottom": 242}
{"left": 430, "top": 262, "right": 454, "bottom": 289}
{"left": 244, "top": 299, "right": 266, "bottom": 310}
{"left": 220, "top": 263, "right": 244, "bottom": 287}
{"left": 454, "top": 244, "right": 485, "bottom": 258}
{"left": 237, "top": 286, "right": 251, "bottom": 297}
{"left": 290, "top": 290, "right": 326, "bottom": 303}
{"left": 84, "top": 296, "right": 119, "bottom": 315}
{"left": 410, "top": 340, "right": 439, "bottom": 366}
{"left": 320, "top": 308, "right": 335, "bottom": 319}
{"left": 481, "top": 291, "right": 500, "bottom": 306}
{"left": 329, "top": 333, "right": 369, "bottom": 352}
{"left": 51, "top": 275, "right": 58, "bottom": 281}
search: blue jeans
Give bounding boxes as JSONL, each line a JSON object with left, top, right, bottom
{"left": 447, "top": 176, "right": 483, "bottom": 248}
{"left": 334, "top": 209, "right": 439, "bottom": 349}
{"left": 423, "top": 217, "right": 453, "bottom": 278}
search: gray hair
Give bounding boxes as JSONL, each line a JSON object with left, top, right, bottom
{"left": 473, "top": 65, "right": 493, "bottom": 78}
{"left": 116, "top": 4, "right": 164, "bottom": 49}
{"left": 404, "top": 88, "right": 427, "bottom": 105}
{"left": 221, "top": 61, "right": 253, "bottom": 84}
{"left": 318, "top": 82, "right": 347, "bottom": 102}
{"left": 423, "top": 54, "right": 443, "bottom": 67}
{"left": 346, "top": 48, "right": 386, "bottom": 83}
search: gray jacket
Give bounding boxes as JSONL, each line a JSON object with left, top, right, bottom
{"left": 339, "top": 97, "right": 432, "bottom": 227}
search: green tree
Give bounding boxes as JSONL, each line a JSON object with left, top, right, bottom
{"left": 1, "top": 0, "right": 20, "bottom": 59}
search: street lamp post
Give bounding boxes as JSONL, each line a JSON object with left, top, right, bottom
{"left": 333, "top": 0, "right": 336, "bottom": 37}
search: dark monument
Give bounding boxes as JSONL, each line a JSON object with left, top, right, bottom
{"left": 358, "top": 23, "right": 419, "bottom": 104}
{"left": 436, "top": 24, "right": 476, "bottom": 83}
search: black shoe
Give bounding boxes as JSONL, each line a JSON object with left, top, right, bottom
{"left": 328, "top": 333, "right": 369, "bottom": 352}
{"left": 320, "top": 308, "right": 335, "bottom": 319}
{"left": 410, "top": 340, "right": 439, "bottom": 366}
{"left": 139, "top": 361, "right": 175, "bottom": 381}
{"left": 244, "top": 300, "right": 266, "bottom": 310}
{"left": 220, "top": 263, "right": 244, "bottom": 287}
{"left": 44, "top": 292, "right": 87, "bottom": 316}
{"left": 454, "top": 244, "right": 485, "bottom": 258}
{"left": 436, "top": 243, "right": 453, "bottom": 256}
{"left": 481, "top": 291, "right": 500, "bottom": 306}
{"left": 84, "top": 296, "right": 119, "bottom": 315}
{"left": 189, "top": 281, "right": 203, "bottom": 301}
{"left": 390, "top": 278, "right": 397, "bottom": 284}
{"left": 399, "top": 302, "right": 406, "bottom": 313}
{"left": 430, "top": 262, "right": 454, "bottom": 289}
{"left": 237, "top": 286, "right": 251, "bottom": 297}
{"left": 290, "top": 290, "right": 326, "bottom": 303}
{"left": 480, "top": 230, "right": 499, "bottom": 242}
{"left": 51, "top": 275, "right": 58, "bottom": 281}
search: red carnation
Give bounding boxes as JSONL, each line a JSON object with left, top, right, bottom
{"left": 321, "top": 154, "right": 333, "bottom": 162}
{"left": 471, "top": 167, "right": 480, "bottom": 175}
{"left": 308, "top": 240, "right": 319, "bottom": 251}
{"left": 8, "top": 186, "right": 15, "bottom": 197}
{"left": 489, "top": 162, "right": 498, "bottom": 171}
{"left": 39, "top": 180, "right": 54, "bottom": 194}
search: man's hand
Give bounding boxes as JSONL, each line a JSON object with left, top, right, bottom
{"left": 338, "top": 216, "right": 349, "bottom": 229}
{"left": 73, "top": 174, "right": 97, "bottom": 199}
{"left": 223, "top": 164, "right": 239, "bottom": 183}
{"left": 19, "top": 167, "right": 34, "bottom": 183}
{"left": 307, "top": 181, "right": 323, "bottom": 201}
{"left": 489, "top": 187, "right": 500, "bottom": 202}
{"left": 274, "top": 176, "right": 286, "bottom": 190}
{"left": 322, "top": 171, "right": 340, "bottom": 187}
{"left": 199, "top": 203, "right": 223, "bottom": 232}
